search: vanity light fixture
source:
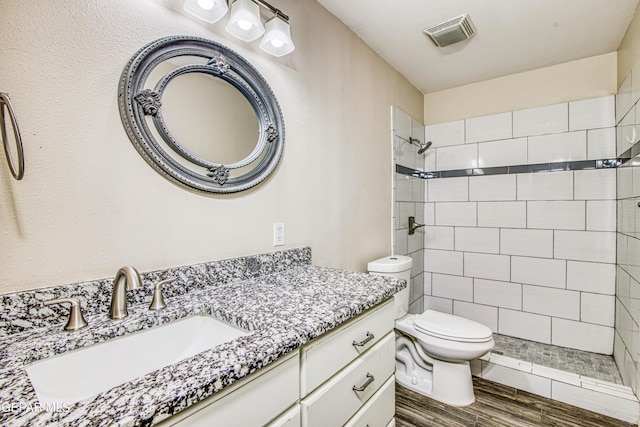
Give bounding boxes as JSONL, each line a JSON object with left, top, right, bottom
{"left": 225, "top": 0, "right": 265, "bottom": 42}
{"left": 181, "top": 0, "right": 295, "bottom": 56}
{"left": 259, "top": 13, "right": 295, "bottom": 57}
{"left": 183, "top": 0, "right": 229, "bottom": 23}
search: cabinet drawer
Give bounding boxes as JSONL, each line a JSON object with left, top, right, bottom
{"left": 301, "top": 332, "right": 395, "bottom": 427}
{"left": 267, "top": 404, "right": 300, "bottom": 427}
{"left": 159, "top": 351, "right": 299, "bottom": 426}
{"left": 344, "top": 375, "right": 395, "bottom": 427}
{"left": 301, "top": 298, "right": 394, "bottom": 395}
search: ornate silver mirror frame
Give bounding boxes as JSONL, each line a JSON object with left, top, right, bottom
{"left": 118, "top": 35, "right": 284, "bottom": 194}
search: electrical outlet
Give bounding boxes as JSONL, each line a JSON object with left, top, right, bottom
{"left": 273, "top": 223, "right": 285, "bottom": 246}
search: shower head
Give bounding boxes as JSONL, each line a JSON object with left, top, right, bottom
{"left": 418, "top": 141, "right": 432, "bottom": 155}
{"left": 409, "top": 137, "right": 432, "bottom": 155}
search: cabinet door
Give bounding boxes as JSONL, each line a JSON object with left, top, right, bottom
{"left": 301, "top": 333, "right": 395, "bottom": 427}
{"left": 301, "top": 298, "right": 394, "bottom": 395}
{"left": 160, "top": 351, "right": 299, "bottom": 427}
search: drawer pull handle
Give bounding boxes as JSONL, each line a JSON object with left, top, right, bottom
{"left": 352, "top": 332, "right": 374, "bottom": 347}
{"left": 352, "top": 373, "right": 374, "bottom": 392}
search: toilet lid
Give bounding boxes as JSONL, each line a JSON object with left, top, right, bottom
{"left": 414, "top": 310, "right": 493, "bottom": 342}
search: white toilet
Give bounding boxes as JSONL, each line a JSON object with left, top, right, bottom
{"left": 368, "top": 255, "right": 494, "bottom": 406}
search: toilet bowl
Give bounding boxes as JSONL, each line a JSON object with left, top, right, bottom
{"left": 368, "top": 255, "right": 494, "bottom": 407}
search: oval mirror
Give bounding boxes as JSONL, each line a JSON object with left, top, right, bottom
{"left": 118, "top": 36, "right": 284, "bottom": 194}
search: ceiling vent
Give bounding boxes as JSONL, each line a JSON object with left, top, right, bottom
{"left": 423, "top": 14, "right": 476, "bottom": 47}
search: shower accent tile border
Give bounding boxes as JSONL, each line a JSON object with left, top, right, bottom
{"left": 396, "top": 158, "right": 621, "bottom": 180}
{"left": 396, "top": 137, "right": 640, "bottom": 180}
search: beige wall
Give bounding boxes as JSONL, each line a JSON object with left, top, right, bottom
{"left": 618, "top": 1, "right": 640, "bottom": 87}
{"left": 0, "top": 0, "right": 423, "bottom": 293}
{"left": 424, "top": 53, "right": 617, "bottom": 125}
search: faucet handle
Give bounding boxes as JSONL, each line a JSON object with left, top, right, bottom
{"left": 43, "top": 297, "right": 88, "bottom": 332}
{"left": 149, "top": 277, "right": 176, "bottom": 311}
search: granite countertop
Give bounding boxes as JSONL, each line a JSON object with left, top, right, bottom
{"left": 0, "top": 263, "right": 405, "bottom": 426}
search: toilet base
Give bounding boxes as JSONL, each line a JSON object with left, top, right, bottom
{"left": 396, "top": 345, "right": 476, "bottom": 407}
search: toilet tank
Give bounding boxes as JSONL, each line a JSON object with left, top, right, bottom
{"left": 367, "top": 255, "right": 413, "bottom": 320}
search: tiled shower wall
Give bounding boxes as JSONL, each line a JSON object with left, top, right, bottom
{"left": 615, "top": 64, "right": 640, "bottom": 393}
{"left": 421, "top": 96, "right": 617, "bottom": 355}
{"left": 392, "top": 107, "right": 425, "bottom": 313}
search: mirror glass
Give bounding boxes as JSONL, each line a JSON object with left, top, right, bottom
{"left": 119, "top": 36, "right": 284, "bottom": 194}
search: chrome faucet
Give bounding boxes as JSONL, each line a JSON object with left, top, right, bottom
{"left": 109, "top": 266, "right": 142, "bottom": 320}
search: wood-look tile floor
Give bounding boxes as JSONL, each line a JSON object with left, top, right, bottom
{"left": 395, "top": 378, "right": 634, "bottom": 427}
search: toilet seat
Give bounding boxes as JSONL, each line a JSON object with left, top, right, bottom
{"left": 414, "top": 310, "right": 493, "bottom": 343}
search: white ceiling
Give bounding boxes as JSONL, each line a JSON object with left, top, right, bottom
{"left": 316, "top": 0, "right": 640, "bottom": 94}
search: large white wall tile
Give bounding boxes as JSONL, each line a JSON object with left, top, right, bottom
{"left": 587, "top": 128, "right": 616, "bottom": 160}
{"left": 455, "top": 227, "right": 500, "bottom": 254}
{"left": 478, "top": 138, "right": 528, "bottom": 168}
{"left": 511, "top": 256, "right": 566, "bottom": 288}
{"left": 474, "top": 279, "right": 522, "bottom": 310}
{"left": 394, "top": 228, "right": 408, "bottom": 255}
{"left": 465, "top": 112, "right": 512, "bottom": 144}
{"left": 425, "top": 249, "right": 463, "bottom": 275}
{"left": 501, "top": 229, "right": 553, "bottom": 258}
{"left": 552, "top": 318, "right": 613, "bottom": 354}
{"left": 523, "top": 285, "right": 580, "bottom": 320}
{"left": 398, "top": 202, "right": 415, "bottom": 229}
{"left": 432, "top": 273, "right": 473, "bottom": 302}
{"left": 499, "top": 308, "right": 551, "bottom": 343}
{"left": 469, "top": 175, "right": 517, "bottom": 201}
{"left": 435, "top": 144, "right": 478, "bottom": 171}
{"left": 453, "top": 301, "right": 498, "bottom": 331}
{"left": 527, "top": 131, "right": 587, "bottom": 164}
{"left": 527, "top": 201, "right": 585, "bottom": 230}
{"left": 513, "top": 103, "right": 568, "bottom": 137}
{"left": 425, "top": 120, "right": 465, "bottom": 148}
{"left": 435, "top": 202, "right": 476, "bottom": 226}
{"left": 566, "top": 261, "right": 615, "bottom": 294}
{"left": 586, "top": 200, "right": 616, "bottom": 231}
{"left": 581, "top": 293, "right": 615, "bottom": 327}
{"left": 424, "top": 226, "right": 454, "bottom": 250}
{"left": 424, "top": 203, "right": 435, "bottom": 225}
{"left": 427, "top": 177, "right": 468, "bottom": 202}
{"left": 574, "top": 169, "right": 616, "bottom": 200}
{"left": 477, "top": 202, "right": 526, "bottom": 228}
{"left": 554, "top": 231, "right": 616, "bottom": 263}
{"left": 424, "top": 296, "right": 453, "bottom": 314}
{"left": 617, "top": 107, "right": 637, "bottom": 156}
{"left": 516, "top": 171, "right": 573, "bottom": 201}
{"left": 569, "top": 96, "right": 615, "bottom": 131}
{"left": 464, "top": 252, "right": 510, "bottom": 281}
{"left": 395, "top": 175, "right": 414, "bottom": 202}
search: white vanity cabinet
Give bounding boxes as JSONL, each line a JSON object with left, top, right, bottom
{"left": 300, "top": 298, "right": 395, "bottom": 427}
{"left": 157, "top": 350, "right": 300, "bottom": 427}
{"left": 157, "top": 298, "right": 396, "bottom": 427}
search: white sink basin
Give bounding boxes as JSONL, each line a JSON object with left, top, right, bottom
{"left": 25, "top": 315, "right": 250, "bottom": 408}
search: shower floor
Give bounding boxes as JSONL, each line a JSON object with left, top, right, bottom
{"left": 491, "top": 334, "right": 623, "bottom": 385}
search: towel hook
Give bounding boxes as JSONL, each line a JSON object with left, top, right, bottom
{"left": 0, "top": 93, "right": 25, "bottom": 180}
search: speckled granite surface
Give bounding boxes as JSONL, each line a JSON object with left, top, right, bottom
{"left": 0, "top": 248, "right": 405, "bottom": 426}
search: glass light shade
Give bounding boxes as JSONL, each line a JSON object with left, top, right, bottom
{"left": 183, "top": 0, "right": 228, "bottom": 23}
{"left": 259, "top": 16, "right": 295, "bottom": 57}
{"left": 226, "top": 0, "right": 265, "bottom": 42}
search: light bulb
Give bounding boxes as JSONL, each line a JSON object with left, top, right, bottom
{"left": 237, "top": 19, "right": 253, "bottom": 31}
{"left": 197, "top": 0, "right": 215, "bottom": 10}
{"left": 270, "top": 39, "right": 284, "bottom": 48}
